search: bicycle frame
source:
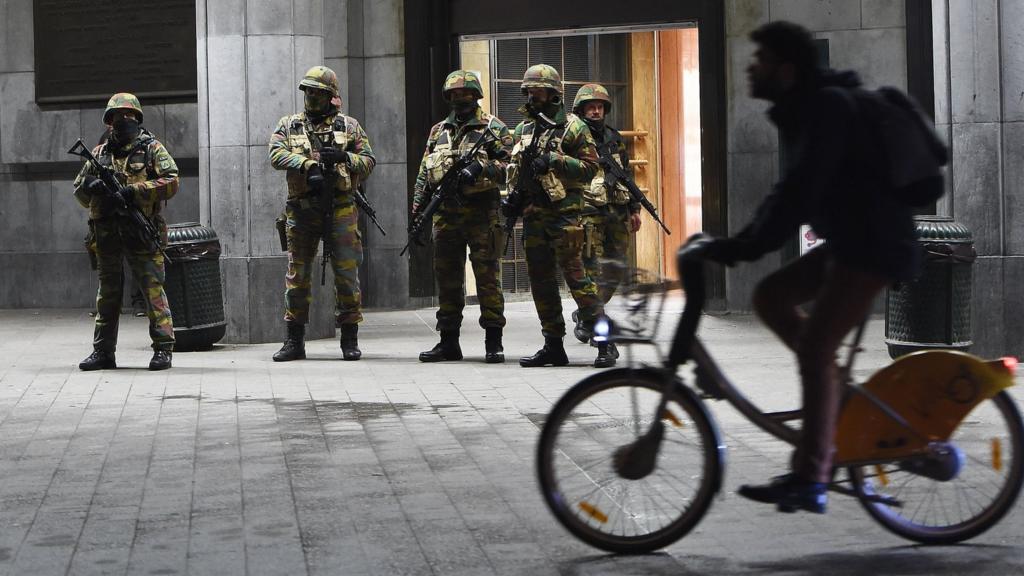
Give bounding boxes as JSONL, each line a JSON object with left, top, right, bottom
{"left": 634, "top": 256, "right": 1017, "bottom": 472}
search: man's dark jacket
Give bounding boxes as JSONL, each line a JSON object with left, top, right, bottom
{"left": 736, "top": 70, "right": 921, "bottom": 281}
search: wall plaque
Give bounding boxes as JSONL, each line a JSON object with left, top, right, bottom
{"left": 33, "top": 0, "right": 197, "bottom": 104}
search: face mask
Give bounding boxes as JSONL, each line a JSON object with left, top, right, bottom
{"left": 449, "top": 98, "right": 476, "bottom": 116}
{"left": 304, "top": 91, "right": 331, "bottom": 115}
{"left": 583, "top": 117, "right": 605, "bottom": 132}
{"left": 111, "top": 117, "right": 140, "bottom": 144}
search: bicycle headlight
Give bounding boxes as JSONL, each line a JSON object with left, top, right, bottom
{"left": 592, "top": 316, "right": 612, "bottom": 343}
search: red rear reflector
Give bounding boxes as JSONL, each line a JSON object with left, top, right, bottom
{"left": 1002, "top": 357, "right": 1018, "bottom": 374}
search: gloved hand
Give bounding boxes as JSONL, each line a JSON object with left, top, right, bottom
{"left": 114, "top": 186, "right": 135, "bottom": 208}
{"left": 459, "top": 160, "right": 484, "bottom": 185}
{"left": 530, "top": 153, "right": 550, "bottom": 175}
{"left": 305, "top": 164, "right": 325, "bottom": 190}
{"left": 319, "top": 146, "right": 345, "bottom": 166}
{"left": 83, "top": 175, "right": 106, "bottom": 196}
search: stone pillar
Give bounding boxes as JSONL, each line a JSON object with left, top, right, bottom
{"left": 933, "top": 0, "right": 1024, "bottom": 356}
{"left": 346, "top": 0, "right": 409, "bottom": 309}
{"left": 197, "top": 0, "right": 331, "bottom": 343}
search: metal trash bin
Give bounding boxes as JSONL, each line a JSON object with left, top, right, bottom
{"left": 165, "top": 222, "right": 226, "bottom": 351}
{"left": 885, "top": 216, "right": 976, "bottom": 358}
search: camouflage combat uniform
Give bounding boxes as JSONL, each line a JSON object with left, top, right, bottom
{"left": 510, "top": 66, "right": 603, "bottom": 342}
{"left": 268, "top": 70, "right": 376, "bottom": 330}
{"left": 73, "top": 93, "right": 179, "bottom": 360}
{"left": 575, "top": 84, "right": 639, "bottom": 305}
{"left": 413, "top": 74, "right": 513, "bottom": 336}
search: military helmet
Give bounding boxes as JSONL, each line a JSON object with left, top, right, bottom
{"left": 520, "top": 64, "right": 563, "bottom": 94}
{"left": 573, "top": 83, "right": 612, "bottom": 114}
{"left": 103, "top": 92, "right": 144, "bottom": 124}
{"left": 442, "top": 70, "right": 484, "bottom": 100}
{"left": 299, "top": 65, "right": 340, "bottom": 96}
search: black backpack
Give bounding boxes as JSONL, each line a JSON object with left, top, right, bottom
{"left": 846, "top": 87, "right": 949, "bottom": 207}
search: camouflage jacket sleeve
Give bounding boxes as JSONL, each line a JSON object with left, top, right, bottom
{"left": 71, "top": 147, "right": 102, "bottom": 208}
{"left": 412, "top": 122, "right": 443, "bottom": 209}
{"left": 343, "top": 117, "right": 376, "bottom": 179}
{"left": 133, "top": 140, "right": 179, "bottom": 206}
{"left": 549, "top": 117, "right": 598, "bottom": 183}
{"left": 481, "top": 119, "right": 513, "bottom": 184}
{"left": 269, "top": 115, "right": 315, "bottom": 172}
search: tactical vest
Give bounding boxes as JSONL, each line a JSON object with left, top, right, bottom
{"left": 508, "top": 114, "right": 580, "bottom": 203}
{"left": 96, "top": 132, "right": 162, "bottom": 217}
{"left": 285, "top": 114, "right": 357, "bottom": 194}
{"left": 424, "top": 115, "right": 501, "bottom": 195}
{"left": 587, "top": 129, "right": 631, "bottom": 207}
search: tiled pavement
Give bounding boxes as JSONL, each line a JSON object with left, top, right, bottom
{"left": 0, "top": 300, "right": 1022, "bottom": 576}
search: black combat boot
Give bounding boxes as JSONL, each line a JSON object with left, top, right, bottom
{"left": 419, "top": 329, "right": 462, "bottom": 362}
{"left": 519, "top": 337, "right": 569, "bottom": 367}
{"left": 593, "top": 342, "right": 617, "bottom": 368}
{"left": 273, "top": 322, "right": 306, "bottom": 362}
{"left": 573, "top": 312, "right": 593, "bottom": 344}
{"left": 149, "top": 350, "right": 172, "bottom": 371}
{"left": 79, "top": 349, "right": 116, "bottom": 371}
{"left": 340, "top": 324, "right": 361, "bottom": 361}
{"left": 484, "top": 327, "right": 504, "bottom": 364}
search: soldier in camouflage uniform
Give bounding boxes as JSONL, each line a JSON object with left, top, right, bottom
{"left": 507, "top": 64, "right": 613, "bottom": 368}
{"left": 412, "top": 70, "right": 514, "bottom": 363}
{"left": 74, "top": 93, "right": 179, "bottom": 371}
{"left": 571, "top": 84, "right": 643, "bottom": 366}
{"left": 268, "top": 65, "right": 376, "bottom": 361}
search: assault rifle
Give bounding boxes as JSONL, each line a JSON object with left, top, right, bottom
{"left": 67, "top": 139, "right": 165, "bottom": 255}
{"left": 400, "top": 127, "right": 502, "bottom": 257}
{"left": 598, "top": 142, "right": 671, "bottom": 235}
{"left": 501, "top": 113, "right": 557, "bottom": 254}
{"left": 305, "top": 123, "right": 387, "bottom": 285}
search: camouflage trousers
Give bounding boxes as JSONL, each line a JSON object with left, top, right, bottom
{"left": 433, "top": 198, "right": 506, "bottom": 331}
{"left": 582, "top": 204, "right": 631, "bottom": 304}
{"left": 91, "top": 218, "right": 174, "bottom": 352}
{"left": 522, "top": 198, "right": 603, "bottom": 339}
{"left": 284, "top": 200, "right": 363, "bottom": 326}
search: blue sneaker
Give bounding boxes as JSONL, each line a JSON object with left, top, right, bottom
{"left": 737, "top": 474, "right": 827, "bottom": 514}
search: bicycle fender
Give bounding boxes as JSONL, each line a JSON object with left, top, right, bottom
{"left": 835, "top": 351, "right": 1015, "bottom": 464}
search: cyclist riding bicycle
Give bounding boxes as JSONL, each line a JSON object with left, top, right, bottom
{"left": 695, "top": 21, "right": 922, "bottom": 513}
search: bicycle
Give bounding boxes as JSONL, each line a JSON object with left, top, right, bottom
{"left": 536, "top": 237, "right": 1023, "bottom": 553}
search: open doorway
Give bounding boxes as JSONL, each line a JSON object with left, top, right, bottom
{"left": 458, "top": 25, "right": 703, "bottom": 296}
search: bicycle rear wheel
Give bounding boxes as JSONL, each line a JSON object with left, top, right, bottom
{"left": 536, "top": 367, "right": 724, "bottom": 553}
{"left": 849, "top": 391, "right": 1024, "bottom": 544}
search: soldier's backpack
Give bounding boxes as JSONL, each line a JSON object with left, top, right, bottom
{"left": 845, "top": 87, "right": 949, "bottom": 207}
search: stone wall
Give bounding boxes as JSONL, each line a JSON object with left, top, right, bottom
{"left": 723, "top": 0, "right": 909, "bottom": 310}
{"left": 932, "top": 0, "right": 1024, "bottom": 356}
{"left": 0, "top": 0, "right": 199, "bottom": 308}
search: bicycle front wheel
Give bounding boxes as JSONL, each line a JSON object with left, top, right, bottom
{"left": 536, "top": 368, "right": 724, "bottom": 553}
{"left": 850, "top": 390, "right": 1024, "bottom": 544}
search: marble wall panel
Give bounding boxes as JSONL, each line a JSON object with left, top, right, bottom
{"left": 361, "top": 57, "right": 407, "bottom": 164}
{"left": 951, "top": 122, "right": 1001, "bottom": 256}
{"left": 861, "top": 0, "right": 905, "bottom": 29}
{"left": 246, "top": 35, "right": 295, "bottom": 147}
{"left": 0, "top": 73, "right": 82, "bottom": 164}
{"left": 363, "top": 0, "right": 403, "bottom": 57}
{"left": 948, "top": 0, "right": 1000, "bottom": 124}
{"left": 209, "top": 146, "right": 250, "bottom": 257}
{"left": 768, "top": 0, "right": 862, "bottom": 31}
{"left": 206, "top": 36, "right": 249, "bottom": 148}
{"left": 246, "top": 0, "right": 293, "bottom": 35}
